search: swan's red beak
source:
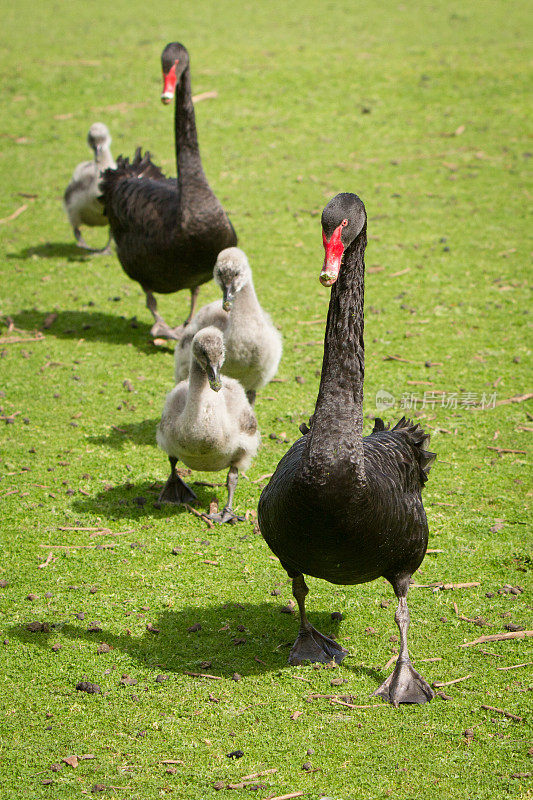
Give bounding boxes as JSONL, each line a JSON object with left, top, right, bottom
{"left": 161, "top": 61, "right": 178, "bottom": 104}
{"left": 320, "top": 224, "right": 345, "bottom": 286}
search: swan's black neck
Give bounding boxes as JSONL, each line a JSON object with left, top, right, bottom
{"left": 174, "top": 66, "right": 210, "bottom": 209}
{"left": 303, "top": 227, "right": 367, "bottom": 484}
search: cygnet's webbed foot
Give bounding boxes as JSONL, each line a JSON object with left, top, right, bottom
{"left": 150, "top": 320, "right": 183, "bottom": 341}
{"left": 374, "top": 659, "right": 434, "bottom": 707}
{"left": 205, "top": 506, "right": 244, "bottom": 525}
{"left": 158, "top": 472, "right": 198, "bottom": 505}
{"left": 289, "top": 626, "right": 348, "bottom": 666}
{"left": 95, "top": 242, "right": 113, "bottom": 256}
{"left": 73, "top": 228, "right": 111, "bottom": 255}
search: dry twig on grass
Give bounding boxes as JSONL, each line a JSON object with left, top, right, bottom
{"left": 411, "top": 581, "right": 480, "bottom": 590}
{"left": 460, "top": 630, "right": 532, "bottom": 647}
{"left": 184, "top": 504, "right": 214, "bottom": 528}
{"left": 494, "top": 392, "right": 533, "bottom": 406}
{"left": 192, "top": 90, "right": 218, "bottom": 103}
{"left": 0, "top": 203, "right": 28, "bottom": 224}
{"left": 184, "top": 671, "right": 222, "bottom": 680}
{"left": 432, "top": 675, "right": 472, "bottom": 688}
{"left": 487, "top": 446, "right": 527, "bottom": 455}
{"left": 0, "top": 333, "right": 44, "bottom": 344}
{"left": 38, "top": 552, "right": 55, "bottom": 569}
{"left": 481, "top": 705, "right": 523, "bottom": 722}
{"left": 330, "top": 699, "right": 387, "bottom": 710}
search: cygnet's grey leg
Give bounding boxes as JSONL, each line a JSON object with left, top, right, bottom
{"left": 73, "top": 227, "right": 112, "bottom": 255}
{"left": 288, "top": 574, "right": 348, "bottom": 665}
{"left": 245, "top": 389, "right": 256, "bottom": 407}
{"left": 92, "top": 230, "right": 113, "bottom": 255}
{"left": 73, "top": 227, "right": 93, "bottom": 250}
{"left": 374, "top": 578, "right": 434, "bottom": 707}
{"left": 144, "top": 289, "right": 181, "bottom": 341}
{"left": 206, "top": 466, "right": 244, "bottom": 524}
{"left": 158, "top": 457, "right": 197, "bottom": 505}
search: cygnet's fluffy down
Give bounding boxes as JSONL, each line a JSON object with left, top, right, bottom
{"left": 63, "top": 122, "right": 116, "bottom": 253}
{"left": 157, "top": 326, "right": 260, "bottom": 523}
{"left": 174, "top": 247, "right": 282, "bottom": 405}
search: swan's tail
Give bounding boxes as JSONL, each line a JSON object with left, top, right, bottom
{"left": 391, "top": 416, "right": 436, "bottom": 484}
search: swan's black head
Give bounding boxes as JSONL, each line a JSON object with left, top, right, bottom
{"left": 161, "top": 42, "right": 190, "bottom": 105}
{"left": 320, "top": 193, "right": 366, "bottom": 286}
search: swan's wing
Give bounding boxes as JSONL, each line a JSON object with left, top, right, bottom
{"left": 128, "top": 147, "right": 168, "bottom": 182}
{"left": 99, "top": 149, "right": 178, "bottom": 233}
{"left": 365, "top": 418, "right": 436, "bottom": 490}
{"left": 370, "top": 417, "right": 387, "bottom": 434}
{"left": 391, "top": 417, "right": 436, "bottom": 484}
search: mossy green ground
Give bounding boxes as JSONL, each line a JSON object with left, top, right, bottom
{"left": 0, "top": 1, "right": 531, "bottom": 798}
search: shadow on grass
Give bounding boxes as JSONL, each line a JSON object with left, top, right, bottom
{"left": 10, "top": 602, "right": 383, "bottom": 683}
{"left": 86, "top": 418, "right": 160, "bottom": 449}
{"left": 8, "top": 241, "right": 106, "bottom": 262}
{"left": 71, "top": 478, "right": 225, "bottom": 521}
{"left": 9, "top": 309, "right": 173, "bottom": 355}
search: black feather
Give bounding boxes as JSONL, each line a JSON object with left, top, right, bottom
{"left": 99, "top": 43, "right": 237, "bottom": 299}
{"left": 258, "top": 192, "right": 436, "bottom": 592}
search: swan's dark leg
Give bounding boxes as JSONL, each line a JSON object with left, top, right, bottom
{"left": 374, "top": 577, "right": 434, "bottom": 707}
{"left": 184, "top": 286, "right": 200, "bottom": 326}
{"left": 169, "top": 286, "right": 201, "bottom": 339}
{"left": 206, "top": 466, "right": 244, "bottom": 524}
{"left": 245, "top": 389, "right": 256, "bottom": 407}
{"left": 158, "top": 457, "right": 197, "bottom": 505}
{"left": 73, "top": 227, "right": 113, "bottom": 255}
{"left": 144, "top": 289, "right": 181, "bottom": 341}
{"left": 288, "top": 574, "right": 348, "bottom": 666}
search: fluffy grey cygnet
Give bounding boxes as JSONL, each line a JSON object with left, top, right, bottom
{"left": 63, "top": 122, "right": 115, "bottom": 253}
{"left": 174, "top": 247, "right": 282, "bottom": 405}
{"left": 157, "top": 326, "right": 260, "bottom": 523}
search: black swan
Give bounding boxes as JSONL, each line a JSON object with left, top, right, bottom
{"left": 258, "top": 193, "right": 436, "bottom": 707}
{"left": 63, "top": 122, "right": 115, "bottom": 254}
{"left": 100, "top": 42, "right": 237, "bottom": 340}
{"left": 174, "top": 247, "right": 282, "bottom": 406}
{"left": 157, "top": 326, "right": 260, "bottom": 523}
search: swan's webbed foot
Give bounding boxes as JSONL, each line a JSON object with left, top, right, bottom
{"left": 205, "top": 506, "right": 244, "bottom": 525}
{"left": 150, "top": 320, "right": 182, "bottom": 341}
{"left": 374, "top": 659, "right": 434, "bottom": 707}
{"left": 158, "top": 471, "right": 197, "bottom": 505}
{"left": 289, "top": 626, "right": 348, "bottom": 666}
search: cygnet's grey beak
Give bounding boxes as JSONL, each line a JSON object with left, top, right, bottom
{"left": 222, "top": 287, "right": 235, "bottom": 312}
{"left": 206, "top": 364, "right": 222, "bottom": 392}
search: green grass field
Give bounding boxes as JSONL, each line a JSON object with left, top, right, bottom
{"left": 0, "top": 1, "right": 531, "bottom": 798}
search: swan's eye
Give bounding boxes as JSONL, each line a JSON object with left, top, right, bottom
{"left": 341, "top": 219, "right": 348, "bottom": 227}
